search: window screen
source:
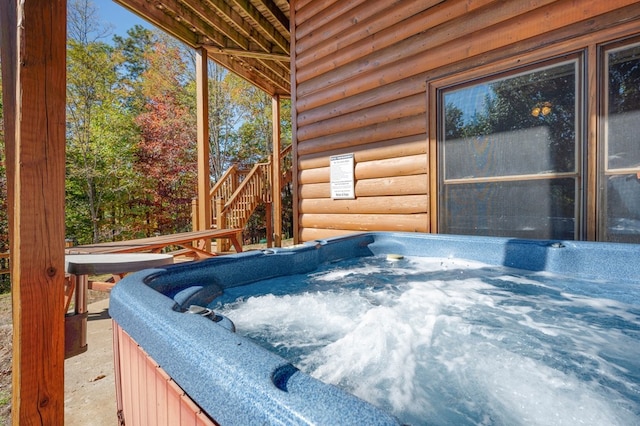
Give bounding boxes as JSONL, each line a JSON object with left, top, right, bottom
{"left": 601, "top": 42, "right": 640, "bottom": 243}
{"left": 439, "top": 60, "right": 580, "bottom": 239}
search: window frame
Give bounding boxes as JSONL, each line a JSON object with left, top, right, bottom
{"left": 597, "top": 36, "right": 640, "bottom": 242}
{"left": 430, "top": 54, "right": 586, "bottom": 240}
{"left": 428, "top": 24, "right": 640, "bottom": 241}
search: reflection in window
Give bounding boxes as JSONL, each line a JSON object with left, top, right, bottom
{"left": 602, "top": 43, "right": 640, "bottom": 243}
{"left": 439, "top": 61, "right": 580, "bottom": 239}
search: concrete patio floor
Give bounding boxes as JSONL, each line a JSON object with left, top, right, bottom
{"left": 65, "top": 297, "right": 118, "bottom": 425}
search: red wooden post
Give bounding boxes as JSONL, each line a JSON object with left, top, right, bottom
{"left": 1, "top": 0, "right": 67, "bottom": 423}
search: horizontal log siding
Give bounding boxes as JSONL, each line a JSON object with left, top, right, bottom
{"left": 292, "top": 0, "right": 640, "bottom": 241}
{"left": 295, "top": 1, "right": 442, "bottom": 69}
{"left": 300, "top": 228, "right": 360, "bottom": 242}
{"left": 297, "top": 93, "right": 426, "bottom": 142}
{"left": 298, "top": 135, "right": 427, "bottom": 169}
{"left": 299, "top": 154, "right": 427, "bottom": 184}
{"left": 301, "top": 214, "right": 429, "bottom": 232}
{"left": 301, "top": 175, "right": 429, "bottom": 199}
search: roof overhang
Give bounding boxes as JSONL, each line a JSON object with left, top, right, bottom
{"left": 114, "top": 0, "right": 291, "bottom": 96}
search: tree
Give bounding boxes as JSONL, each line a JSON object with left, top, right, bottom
{"left": 113, "top": 25, "right": 154, "bottom": 114}
{"left": 134, "top": 35, "right": 197, "bottom": 235}
{"left": 67, "top": 0, "right": 112, "bottom": 44}
{"left": 206, "top": 63, "right": 241, "bottom": 180}
{"left": 226, "top": 74, "right": 272, "bottom": 166}
{"left": 224, "top": 74, "right": 294, "bottom": 241}
{"left": 66, "top": 0, "right": 138, "bottom": 243}
{"left": 66, "top": 39, "right": 125, "bottom": 243}
{"left": 0, "top": 62, "right": 9, "bottom": 292}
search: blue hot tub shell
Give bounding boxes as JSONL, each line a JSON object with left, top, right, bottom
{"left": 109, "top": 232, "right": 640, "bottom": 425}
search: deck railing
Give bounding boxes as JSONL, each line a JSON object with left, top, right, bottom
{"left": 192, "top": 145, "right": 292, "bottom": 242}
{"left": 209, "top": 164, "right": 251, "bottom": 222}
{"left": 217, "top": 162, "right": 271, "bottom": 229}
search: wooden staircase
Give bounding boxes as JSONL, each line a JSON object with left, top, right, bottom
{"left": 193, "top": 145, "right": 292, "bottom": 250}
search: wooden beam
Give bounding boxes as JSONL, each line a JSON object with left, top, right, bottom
{"left": 295, "top": 0, "right": 338, "bottom": 25}
{"left": 114, "top": 0, "right": 199, "bottom": 47}
{"left": 1, "top": 0, "right": 67, "bottom": 423}
{"left": 204, "top": 45, "right": 289, "bottom": 61}
{"left": 205, "top": 0, "right": 283, "bottom": 53}
{"left": 206, "top": 50, "right": 290, "bottom": 95}
{"left": 256, "top": 0, "right": 290, "bottom": 33}
{"left": 298, "top": 134, "right": 427, "bottom": 170}
{"left": 297, "top": 92, "right": 426, "bottom": 142}
{"left": 164, "top": 0, "right": 249, "bottom": 49}
{"left": 272, "top": 95, "right": 282, "bottom": 247}
{"left": 230, "top": 0, "right": 290, "bottom": 53}
{"left": 196, "top": 47, "right": 212, "bottom": 249}
{"left": 296, "top": 0, "right": 367, "bottom": 40}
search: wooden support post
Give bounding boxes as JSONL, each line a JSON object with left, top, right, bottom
{"left": 289, "top": 3, "right": 299, "bottom": 244}
{"left": 215, "top": 198, "right": 229, "bottom": 252}
{"left": 191, "top": 198, "right": 198, "bottom": 231}
{"left": 265, "top": 202, "right": 273, "bottom": 248}
{"left": 1, "top": 0, "right": 67, "bottom": 423}
{"left": 196, "top": 47, "right": 211, "bottom": 251}
{"left": 1, "top": 0, "right": 16, "bottom": 244}
{"left": 272, "top": 95, "right": 282, "bottom": 247}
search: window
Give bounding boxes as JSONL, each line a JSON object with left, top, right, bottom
{"left": 438, "top": 59, "right": 581, "bottom": 240}
{"left": 600, "top": 41, "right": 640, "bottom": 243}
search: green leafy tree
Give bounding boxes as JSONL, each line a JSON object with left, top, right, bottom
{"left": 66, "top": 0, "right": 138, "bottom": 243}
{"left": 226, "top": 74, "right": 272, "bottom": 166}
{"left": 224, "top": 74, "right": 294, "bottom": 241}
{"left": 206, "top": 64, "right": 241, "bottom": 180}
{"left": 113, "top": 25, "right": 154, "bottom": 114}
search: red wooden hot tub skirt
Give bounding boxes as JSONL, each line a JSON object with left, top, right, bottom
{"left": 112, "top": 322, "right": 218, "bottom": 426}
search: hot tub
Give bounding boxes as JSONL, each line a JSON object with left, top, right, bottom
{"left": 109, "top": 232, "right": 640, "bottom": 425}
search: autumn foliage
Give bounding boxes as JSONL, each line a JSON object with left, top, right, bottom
{"left": 134, "top": 40, "right": 197, "bottom": 235}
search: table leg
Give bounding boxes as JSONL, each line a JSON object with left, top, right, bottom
{"left": 229, "top": 232, "right": 243, "bottom": 253}
{"left": 65, "top": 273, "right": 88, "bottom": 358}
{"left": 75, "top": 274, "right": 88, "bottom": 316}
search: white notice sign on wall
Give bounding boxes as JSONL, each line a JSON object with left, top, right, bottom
{"left": 330, "top": 153, "right": 355, "bottom": 199}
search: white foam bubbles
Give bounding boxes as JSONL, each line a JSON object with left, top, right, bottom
{"left": 217, "top": 256, "right": 640, "bottom": 425}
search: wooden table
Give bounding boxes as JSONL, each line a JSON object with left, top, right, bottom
{"left": 64, "top": 253, "right": 174, "bottom": 358}
{"left": 65, "top": 228, "right": 243, "bottom": 259}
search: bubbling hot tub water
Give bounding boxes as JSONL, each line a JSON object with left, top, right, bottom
{"left": 215, "top": 256, "right": 640, "bottom": 426}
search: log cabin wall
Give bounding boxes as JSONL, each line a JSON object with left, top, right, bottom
{"left": 290, "top": 0, "right": 640, "bottom": 242}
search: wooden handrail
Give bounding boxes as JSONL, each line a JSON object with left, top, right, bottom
{"left": 209, "top": 163, "right": 250, "bottom": 199}
{"left": 279, "top": 144, "right": 293, "bottom": 188}
{"left": 208, "top": 164, "right": 250, "bottom": 220}
{"left": 210, "top": 163, "right": 238, "bottom": 199}
{"left": 280, "top": 143, "right": 292, "bottom": 158}
{"left": 219, "top": 162, "right": 271, "bottom": 229}
{"left": 196, "top": 144, "right": 293, "bottom": 243}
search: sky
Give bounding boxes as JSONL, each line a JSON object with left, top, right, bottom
{"left": 98, "top": 1, "right": 152, "bottom": 39}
